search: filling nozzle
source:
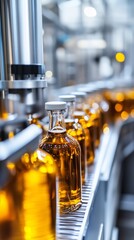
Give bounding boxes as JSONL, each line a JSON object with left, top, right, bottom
{"left": 0, "top": 0, "right": 47, "bottom": 117}
{"left": 8, "top": 64, "right": 47, "bottom": 116}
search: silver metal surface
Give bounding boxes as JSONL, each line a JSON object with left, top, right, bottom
{"left": 8, "top": 0, "right": 43, "bottom": 65}
{"left": 111, "top": 228, "right": 119, "bottom": 240}
{"left": 98, "top": 224, "right": 104, "bottom": 240}
{"left": 100, "top": 119, "right": 134, "bottom": 240}
{"left": 57, "top": 131, "right": 112, "bottom": 240}
{"left": 0, "top": 124, "right": 42, "bottom": 162}
{"left": 0, "top": 81, "right": 8, "bottom": 90}
{"left": 0, "top": 0, "right": 43, "bottom": 80}
{"left": 7, "top": 79, "right": 47, "bottom": 89}
{"left": 0, "top": 0, "right": 12, "bottom": 79}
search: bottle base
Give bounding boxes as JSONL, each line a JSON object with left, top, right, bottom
{"left": 60, "top": 201, "right": 82, "bottom": 215}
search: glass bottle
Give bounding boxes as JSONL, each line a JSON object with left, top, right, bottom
{"left": 59, "top": 95, "right": 87, "bottom": 184}
{"left": 124, "top": 86, "right": 134, "bottom": 118}
{"left": 0, "top": 125, "right": 57, "bottom": 240}
{"left": 73, "top": 110, "right": 95, "bottom": 165}
{"left": 71, "top": 92, "right": 95, "bottom": 164}
{"left": 90, "top": 83, "right": 110, "bottom": 134}
{"left": 104, "top": 86, "right": 126, "bottom": 122}
{"left": 76, "top": 88, "right": 101, "bottom": 148}
{"left": 39, "top": 101, "right": 82, "bottom": 214}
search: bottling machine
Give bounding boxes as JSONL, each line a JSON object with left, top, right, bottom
{"left": 0, "top": 1, "right": 134, "bottom": 240}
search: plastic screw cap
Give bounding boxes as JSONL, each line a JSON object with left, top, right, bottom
{"left": 45, "top": 101, "right": 66, "bottom": 110}
{"left": 77, "top": 87, "right": 96, "bottom": 94}
{"left": 71, "top": 91, "right": 87, "bottom": 98}
{"left": 59, "top": 95, "right": 76, "bottom": 102}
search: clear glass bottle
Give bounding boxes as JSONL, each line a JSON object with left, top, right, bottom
{"left": 39, "top": 101, "right": 82, "bottom": 214}
{"left": 91, "top": 83, "right": 110, "bottom": 134}
{"left": 71, "top": 92, "right": 95, "bottom": 164}
{"left": 59, "top": 95, "right": 87, "bottom": 184}
{"left": 0, "top": 125, "right": 57, "bottom": 240}
{"left": 73, "top": 110, "right": 95, "bottom": 165}
{"left": 124, "top": 87, "right": 134, "bottom": 118}
{"left": 76, "top": 88, "right": 101, "bottom": 148}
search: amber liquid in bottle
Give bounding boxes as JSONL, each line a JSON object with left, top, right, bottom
{"left": 76, "top": 97, "right": 101, "bottom": 149}
{"left": 122, "top": 89, "right": 134, "bottom": 118}
{"left": 0, "top": 97, "right": 8, "bottom": 120}
{"left": 40, "top": 128, "right": 82, "bottom": 214}
{"left": 98, "top": 93, "right": 110, "bottom": 133}
{"left": 74, "top": 111, "right": 95, "bottom": 165}
{"left": 0, "top": 149, "right": 57, "bottom": 240}
{"left": 65, "top": 119, "right": 87, "bottom": 184}
{"left": 104, "top": 90, "right": 126, "bottom": 123}
{"left": 85, "top": 106, "right": 101, "bottom": 149}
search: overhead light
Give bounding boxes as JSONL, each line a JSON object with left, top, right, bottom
{"left": 83, "top": 6, "right": 97, "bottom": 18}
{"left": 45, "top": 71, "right": 53, "bottom": 78}
{"left": 115, "top": 52, "right": 125, "bottom": 63}
{"left": 77, "top": 39, "right": 107, "bottom": 49}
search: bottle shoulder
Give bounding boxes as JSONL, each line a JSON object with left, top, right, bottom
{"left": 39, "top": 129, "right": 81, "bottom": 152}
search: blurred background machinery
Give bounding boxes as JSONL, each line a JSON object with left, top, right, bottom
{"left": 0, "top": 0, "right": 134, "bottom": 240}
{"left": 42, "top": 0, "right": 134, "bottom": 91}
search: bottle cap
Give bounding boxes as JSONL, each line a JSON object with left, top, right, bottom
{"left": 45, "top": 101, "right": 66, "bottom": 110}
{"left": 71, "top": 91, "right": 87, "bottom": 98}
{"left": 73, "top": 111, "right": 85, "bottom": 117}
{"left": 59, "top": 95, "right": 76, "bottom": 102}
{"left": 78, "top": 86, "right": 98, "bottom": 94}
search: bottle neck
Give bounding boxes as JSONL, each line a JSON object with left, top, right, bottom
{"left": 66, "top": 101, "right": 75, "bottom": 119}
{"left": 48, "top": 109, "right": 66, "bottom": 132}
{"left": 75, "top": 97, "right": 84, "bottom": 111}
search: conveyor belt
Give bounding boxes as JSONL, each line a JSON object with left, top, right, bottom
{"left": 57, "top": 130, "right": 112, "bottom": 240}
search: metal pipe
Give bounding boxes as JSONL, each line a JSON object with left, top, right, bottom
{"left": 0, "top": 0, "right": 46, "bottom": 117}
{"left": 9, "top": 0, "right": 43, "bottom": 65}
{"left": 0, "top": 0, "right": 12, "bottom": 80}
{"left": 0, "top": 0, "right": 43, "bottom": 80}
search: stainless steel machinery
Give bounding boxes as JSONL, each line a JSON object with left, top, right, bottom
{"left": 0, "top": 0, "right": 47, "bottom": 118}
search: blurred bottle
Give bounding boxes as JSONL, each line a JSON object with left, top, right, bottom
{"left": 71, "top": 91, "right": 95, "bottom": 164}
{"left": 103, "top": 83, "right": 128, "bottom": 123}
{"left": 76, "top": 88, "right": 102, "bottom": 147}
{"left": 0, "top": 124, "right": 57, "bottom": 240}
{"left": 124, "top": 87, "right": 134, "bottom": 118}
{"left": 39, "top": 101, "right": 82, "bottom": 214}
{"left": 92, "top": 82, "right": 110, "bottom": 134}
{"left": 59, "top": 94, "right": 87, "bottom": 184}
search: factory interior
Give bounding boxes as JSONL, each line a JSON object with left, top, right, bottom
{"left": 0, "top": 0, "right": 134, "bottom": 239}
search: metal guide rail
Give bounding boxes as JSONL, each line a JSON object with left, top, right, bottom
{"left": 57, "top": 130, "right": 112, "bottom": 240}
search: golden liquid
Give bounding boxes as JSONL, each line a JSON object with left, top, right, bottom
{"left": 104, "top": 91, "right": 126, "bottom": 123}
{"left": 65, "top": 119, "right": 87, "bottom": 184}
{"left": 0, "top": 149, "right": 57, "bottom": 240}
{"left": 85, "top": 108, "right": 101, "bottom": 149}
{"left": 123, "top": 89, "right": 134, "bottom": 117}
{"left": 99, "top": 94, "right": 110, "bottom": 132}
{"left": 39, "top": 129, "right": 82, "bottom": 214}
{"left": 74, "top": 112, "right": 95, "bottom": 165}
{"left": 0, "top": 99, "right": 8, "bottom": 120}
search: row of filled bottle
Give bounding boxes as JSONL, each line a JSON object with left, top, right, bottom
{"left": 1, "top": 81, "right": 134, "bottom": 239}
{"left": 0, "top": 85, "right": 108, "bottom": 240}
